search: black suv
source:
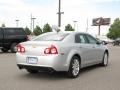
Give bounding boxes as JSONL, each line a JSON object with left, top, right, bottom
{"left": 0, "top": 27, "right": 29, "bottom": 53}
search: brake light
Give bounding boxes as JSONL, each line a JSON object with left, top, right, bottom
{"left": 44, "top": 45, "right": 58, "bottom": 54}
{"left": 17, "top": 44, "right": 25, "bottom": 53}
{"left": 25, "top": 35, "right": 29, "bottom": 41}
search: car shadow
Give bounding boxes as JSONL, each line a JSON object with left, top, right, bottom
{"left": 80, "top": 64, "right": 105, "bottom": 75}
{"left": 0, "top": 51, "right": 15, "bottom": 54}
{"left": 19, "top": 71, "right": 69, "bottom": 80}
{"left": 18, "top": 64, "right": 106, "bottom": 80}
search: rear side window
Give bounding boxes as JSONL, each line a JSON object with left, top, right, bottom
{"left": 0, "top": 29, "right": 2, "bottom": 35}
{"left": 34, "top": 33, "right": 69, "bottom": 41}
{"left": 4, "top": 28, "right": 25, "bottom": 35}
{"left": 75, "top": 34, "right": 87, "bottom": 43}
{"left": 0, "top": 29, "right": 3, "bottom": 38}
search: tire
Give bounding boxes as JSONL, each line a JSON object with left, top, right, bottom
{"left": 102, "top": 41, "right": 106, "bottom": 45}
{"left": 10, "top": 43, "right": 18, "bottom": 53}
{"left": 26, "top": 69, "right": 38, "bottom": 74}
{"left": 1, "top": 48, "right": 9, "bottom": 52}
{"left": 101, "top": 52, "right": 108, "bottom": 66}
{"left": 113, "top": 43, "right": 115, "bottom": 46}
{"left": 67, "top": 56, "right": 81, "bottom": 78}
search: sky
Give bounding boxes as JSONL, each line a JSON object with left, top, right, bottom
{"left": 0, "top": 0, "right": 120, "bottom": 35}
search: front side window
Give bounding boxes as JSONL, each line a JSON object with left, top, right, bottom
{"left": 86, "top": 35, "right": 97, "bottom": 44}
{"left": 15, "top": 29, "right": 26, "bottom": 35}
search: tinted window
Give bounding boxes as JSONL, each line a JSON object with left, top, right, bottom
{"left": 0, "top": 29, "right": 3, "bottom": 38}
{"left": 34, "top": 33, "right": 69, "bottom": 41}
{"left": 4, "top": 28, "right": 25, "bottom": 35}
{"left": 0, "top": 29, "right": 2, "bottom": 35}
{"left": 86, "top": 34, "right": 97, "bottom": 44}
{"left": 75, "top": 34, "right": 87, "bottom": 43}
{"left": 15, "top": 29, "right": 25, "bottom": 35}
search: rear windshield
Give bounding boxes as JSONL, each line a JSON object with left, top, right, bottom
{"left": 33, "top": 33, "right": 69, "bottom": 41}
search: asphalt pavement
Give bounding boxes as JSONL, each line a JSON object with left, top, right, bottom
{"left": 0, "top": 45, "right": 120, "bottom": 90}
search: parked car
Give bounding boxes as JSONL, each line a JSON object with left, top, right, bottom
{"left": 96, "top": 35, "right": 112, "bottom": 45}
{"left": 0, "top": 27, "right": 29, "bottom": 53}
{"left": 96, "top": 38, "right": 108, "bottom": 45}
{"left": 16, "top": 32, "right": 109, "bottom": 78}
{"left": 113, "top": 38, "right": 120, "bottom": 46}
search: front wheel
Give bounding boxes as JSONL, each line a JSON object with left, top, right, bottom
{"left": 102, "top": 41, "right": 106, "bottom": 45}
{"left": 101, "top": 53, "right": 108, "bottom": 66}
{"left": 1, "top": 48, "right": 9, "bottom": 52}
{"left": 67, "top": 56, "right": 81, "bottom": 78}
{"left": 113, "top": 43, "right": 115, "bottom": 46}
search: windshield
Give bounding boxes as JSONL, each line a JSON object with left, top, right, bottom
{"left": 33, "top": 32, "right": 69, "bottom": 41}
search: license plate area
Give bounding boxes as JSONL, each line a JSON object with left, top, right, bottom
{"left": 27, "top": 57, "right": 38, "bottom": 64}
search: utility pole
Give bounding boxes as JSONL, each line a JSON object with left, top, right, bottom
{"left": 30, "top": 14, "right": 36, "bottom": 32}
{"left": 32, "top": 17, "right": 36, "bottom": 32}
{"left": 73, "top": 20, "right": 78, "bottom": 30}
{"left": 98, "top": 25, "right": 101, "bottom": 35}
{"left": 57, "top": 0, "right": 64, "bottom": 27}
{"left": 15, "top": 19, "right": 19, "bottom": 27}
{"left": 30, "top": 14, "right": 32, "bottom": 31}
{"left": 86, "top": 18, "right": 88, "bottom": 32}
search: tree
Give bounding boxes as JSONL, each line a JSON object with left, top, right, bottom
{"left": 33, "top": 25, "right": 42, "bottom": 36}
{"left": 1, "top": 23, "right": 6, "bottom": 27}
{"left": 65, "top": 24, "right": 74, "bottom": 31}
{"left": 24, "top": 26, "right": 31, "bottom": 35}
{"left": 107, "top": 18, "right": 120, "bottom": 39}
{"left": 43, "top": 23, "right": 52, "bottom": 33}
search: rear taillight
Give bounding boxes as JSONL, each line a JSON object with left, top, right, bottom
{"left": 17, "top": 44, "right": 25, "bottom": 53}
{"left": 25, "top": 35, "right": 29, "bottom": 41}
{"left": 44, "top": 45, "right": 58, "bottom": 54}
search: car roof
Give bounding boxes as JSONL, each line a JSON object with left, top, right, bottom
{"left": 0, "top": 27, "right": 23, "bottom": 29}
{"left": 39, "top": 31, "right": 91, "bottom": 37}
{"left": 59, "top": 31, "right": 89, "bottom": 34}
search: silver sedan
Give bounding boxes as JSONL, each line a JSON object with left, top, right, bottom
{"left": 16, "top": 32, "right": 109, "bottom": 78}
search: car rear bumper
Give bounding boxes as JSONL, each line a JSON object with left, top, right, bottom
{"left": 17, "top": 64, "right": 55, "bottom": 72}
{"left": 16, "top": 53, "right": 68, "bottom": 71}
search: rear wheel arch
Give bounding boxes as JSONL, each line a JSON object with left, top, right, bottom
{"left": 66, "top": 49, "right": 82, "bottom": 70}
{"left": 73, "top": 54, "right": 81, "bottom": 63}
{"left": 67, "top": 54, "right": 81, "bottom": 78}
{"left": 68, "top": 54, "right": 81, "bottom": 67}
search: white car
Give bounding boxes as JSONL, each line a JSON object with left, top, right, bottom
{"left": 96, "top": 35, "right": 113, "bottom": 44}
{"left": 16, "top": 32, "right": 109, "bottom": 78}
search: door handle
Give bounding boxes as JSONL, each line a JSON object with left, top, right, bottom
{"left": 79, "top": 47, "right": 82, "bottom": 48}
